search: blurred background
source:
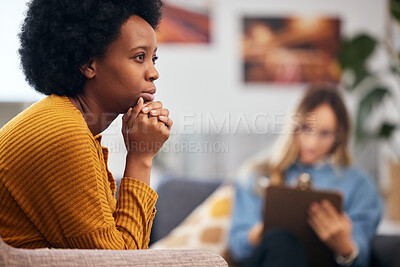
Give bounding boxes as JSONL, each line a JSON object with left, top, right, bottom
{"left": 1, "top": 0, "right": 400, "bottom": 228}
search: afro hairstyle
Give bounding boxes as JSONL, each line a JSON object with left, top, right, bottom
{"left": 19, "top": 0, "right": 163, "bottom": 96}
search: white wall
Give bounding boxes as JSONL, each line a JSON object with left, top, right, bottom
{"left": 155, "top": 0, "right": 386, "bottom": 131}
{"left": 0, "top": 0, "right": 42, "bottom": 102}
{"left": 0, "top": 0, "right": 387, "bottom": 181}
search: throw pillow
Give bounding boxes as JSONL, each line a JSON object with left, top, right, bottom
{"left": 150, "top": 183, "right": 235, "bottom": 256}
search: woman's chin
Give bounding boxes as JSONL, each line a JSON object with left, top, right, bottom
{"left": 300, "top": 156, "right": 317, "bottom": 165}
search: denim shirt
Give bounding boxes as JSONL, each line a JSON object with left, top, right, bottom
{"left": 228, "top": 162, "right": 383, "bottom": 267}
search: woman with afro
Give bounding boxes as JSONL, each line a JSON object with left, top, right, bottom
{"left": 0, "top": 0, "right": 172, "bottom": 250}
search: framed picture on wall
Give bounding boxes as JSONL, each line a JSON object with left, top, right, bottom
{"left": 241, "top": 16, "right": 341, "bottom": 84}
{"left": 156, "top": 0, "right": 212, "bottom": 44}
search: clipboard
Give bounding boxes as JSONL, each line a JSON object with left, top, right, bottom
{"left": 263, "top": 185, "right": 343, "bottom": 267}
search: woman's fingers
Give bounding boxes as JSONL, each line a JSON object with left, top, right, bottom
{"left": 122, "top": 107, "right": 132, "bottom": 136}
{"left": 311, "top": 200, "right": 340, "bottom": 224}
{"left": 150, "top": 108, "right": 169, "bottom": 117}
{"left": 158, "top": 115, "right": 173, "bottom": 129}
{"left": 142, "top": 101, "right": 162, "bottom": 113}
{"left": 122, "top": 107, "right": 132, "bottom": 123}
{"left": 123, "top": 97, "right": 144, "bottom": 124}
{"left": 309, "top": 202, "right": 331, "bottom": 229}
{"left": 141, "top": 102, "right": 172, "bottom": 128}
{"left": 343, "top": 212, "right": 352, "bottom": 223}
{"left": 125, "top": 98, "right": 144, "bottom": 131}
{"left": 142, "top": 103, "right": 171, "bottom": 128}
{"left": 248, "top": 222, "right": 264, "bottom": 246}
{"left": 124, "top": 100, "right": 172, "bottom": 134}
{"left": 321, "top": 200, "right": 339, "bottom": 220}
{"left": 122, "top": 99, "right": 171, "bottom": 157}
{"left": 308, "top": 213, "right": 331, "bottom": 242}
{"left": 132, "top": 97, "right": 144, "bottom": 118}
{"left": 308, "top": 217, "right": 322, "bottom": 234}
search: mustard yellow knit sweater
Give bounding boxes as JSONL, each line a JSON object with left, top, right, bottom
{"left": 0, "top": 95, "right": 158, "bottom": 249}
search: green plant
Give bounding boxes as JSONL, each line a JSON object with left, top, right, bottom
{"left": 338, "top": 2, "right": 400, "bottom": 143}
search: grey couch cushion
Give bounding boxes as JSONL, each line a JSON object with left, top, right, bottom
{"left": 150, "top": 177, "right": 222, "bottom": 245}
{"left": 370, "top": 234, "right": 400, "bottom": 267}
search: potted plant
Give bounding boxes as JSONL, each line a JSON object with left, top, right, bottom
{"left": 338, "top": 0, "right": 400, "bottom": 221}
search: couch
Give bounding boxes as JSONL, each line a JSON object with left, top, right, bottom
{"left": 0, "top": 237, "right": 227, "bottom": 267}
{"left": 149, "top": 177, "right": 400, "bottom": 267}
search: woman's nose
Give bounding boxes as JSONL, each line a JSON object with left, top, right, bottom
{"left": 147, "top": 64, "right": 159, "bottom": 82}
{"left": 305, "top": 133, "right": 319, "bottom": 146}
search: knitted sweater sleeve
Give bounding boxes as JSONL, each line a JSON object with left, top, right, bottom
{"left": 50, "top": 128, "right": 158, "bottom": 249}
{"left": 0, "top": 106, "right": 157, "bottom": 249}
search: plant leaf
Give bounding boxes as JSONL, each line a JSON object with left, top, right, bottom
{"left": 338, "top": 39, "right": 353, "bottom": 70}
{"left": 391, "top": 0, "right": 400, "bottom": 22}
{"left": 353, "top": 66, "right": 370, "bottom": 89}
{"left": 355, "top": 87, "right": 391, "bottom": 140}
{"left": 379, "top": 123, "right": 397, "bottom": 139}
{"left": 338, "top": 34, "right": 378, "bottom": 71}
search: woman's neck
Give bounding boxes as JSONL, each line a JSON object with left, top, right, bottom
{"left": 297, "top": 156, "right": 331, "bottom": 168}
{"left": 68, "top": 94, "right": 118, "bottom": 136}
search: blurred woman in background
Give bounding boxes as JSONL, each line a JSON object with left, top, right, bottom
{"left": 228, "top": 84, "right": 382, "bottom": 267}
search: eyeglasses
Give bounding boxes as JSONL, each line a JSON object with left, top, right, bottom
{"left": 297, "top": 125, "right": 338, "bottom": 141}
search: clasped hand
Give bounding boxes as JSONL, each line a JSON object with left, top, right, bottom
{"left": 121, "top": 97, "right": 172, "bottom": 160}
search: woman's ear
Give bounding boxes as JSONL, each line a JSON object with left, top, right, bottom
{"left": 79, "top": 59, "right": 96, "bottom": 79}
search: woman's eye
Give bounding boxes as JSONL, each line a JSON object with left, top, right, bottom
{"left": 152, "top": 56, "right": 158, "bottom": 65}
{"left": 301, "top": 125, "right": 311, "bottom": 132}
{"left": 135, "top": 54, "right": 145, "bottom": 61}
{"left": 320, "top": 130, "right": 335, "bottom": 138}
{"left": 320, "top": 131, "right": 329, "bottom": 137}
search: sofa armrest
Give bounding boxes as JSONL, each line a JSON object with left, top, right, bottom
{"left": 0, "top": 238, "right": 227, "bottom": 267}
{"left": 370, "top": 234, "right": 400, "bottom": 267}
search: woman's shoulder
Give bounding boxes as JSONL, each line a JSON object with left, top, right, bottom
{"left": 340, "top": 165, "right": 379, "bottom": 193}
{"left": 28, "top": 95, "right": 84, "bottom": 122}
{"left": 235, "top": 172, "right": 268, "bottom": 198}
{"left": 341, "top": 165, "right": 372, "bottom": 181}
{"left": 340, "top": 165, "right": 383, "bottom": 216}
{"left": 235, "top": 172, "right": 257, "bottom": 188}
{"left": 1, "top": 95, "right": 90, "bottom": 148}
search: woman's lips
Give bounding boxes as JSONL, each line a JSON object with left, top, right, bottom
{"left": 303, "top": 149, "right": 316, "bottom": 156}
{"left": 141, "top": 89, "right": 156, "bottom": 102}
{"left": 141, "top": 93, "right": 155, "bottom": 102}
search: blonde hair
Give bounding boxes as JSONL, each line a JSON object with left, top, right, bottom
{"left": 251, "top": 84, "right": 352, "bottom": 185}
